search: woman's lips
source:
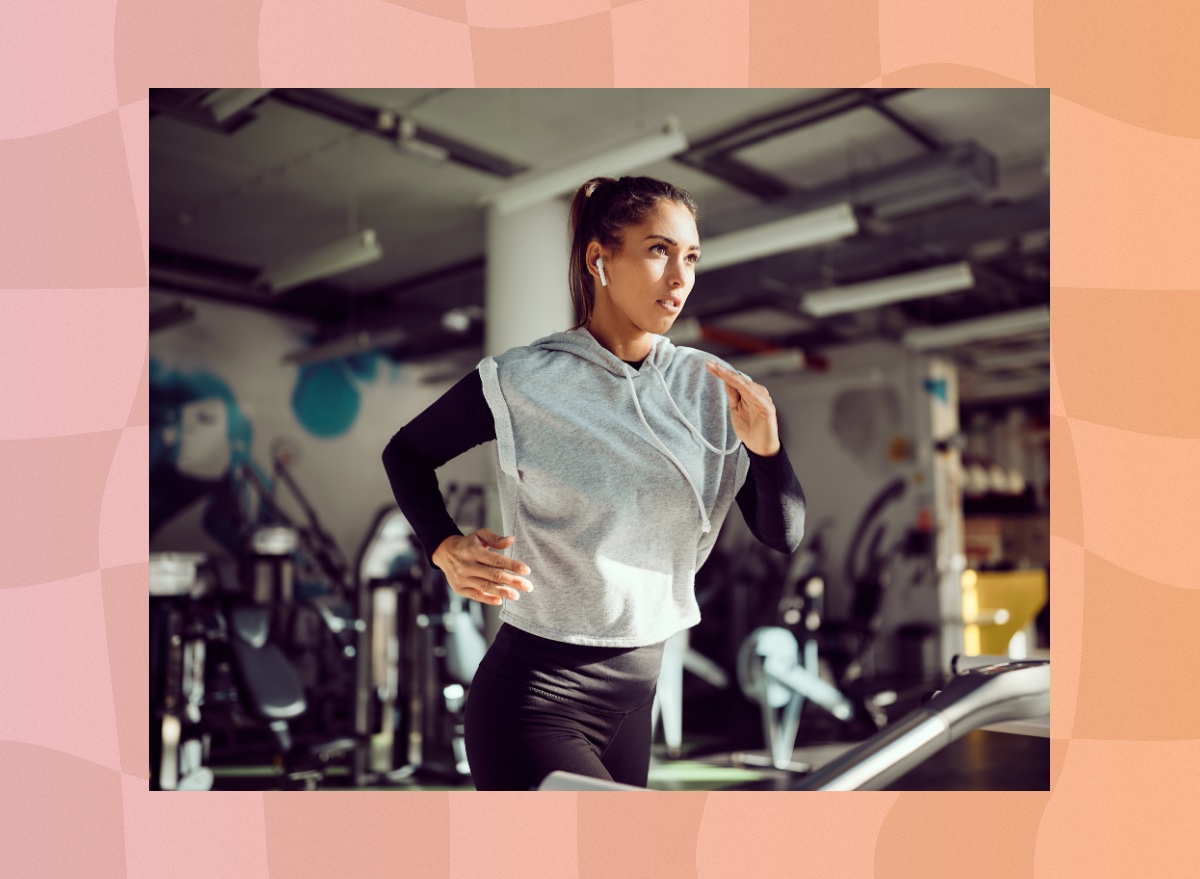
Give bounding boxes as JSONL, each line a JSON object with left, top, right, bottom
{"left": 656, "top": 298, "right": 682, "bottom": 313}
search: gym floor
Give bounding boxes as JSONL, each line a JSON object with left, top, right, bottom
{"left": 208, "top": 729, "right": 1049, "bottom": 792}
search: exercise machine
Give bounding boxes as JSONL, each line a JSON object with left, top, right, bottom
{"left": 790, "top": 657, "right": 1048, "bottom": 790}
{"left": 150, "top": 553, "right": 216, "bottom": 791}
{"left": 150, "top": 550, "right": 358, "bottom": 790}
{"left": 352, "top": 484, "right": 489, "bottom": 786}
{"left": 536, "top": 657, "right": 1049, "bottom": 791}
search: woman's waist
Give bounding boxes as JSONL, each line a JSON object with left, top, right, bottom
{"left": 479, "top": 623, "right": 666, "bottom": 706}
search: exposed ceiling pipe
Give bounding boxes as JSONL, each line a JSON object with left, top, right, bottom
{"left": 825, "top": 191, "right": 1049, "bottom": 278}
{"left": 148, "top": 88, "right": 270, "bottom": 134}
{"left": 270, "top": 89, "right": 526, "bottom": 178}
{"left": 149, "top": 301, "right": 196, "bottom": 334}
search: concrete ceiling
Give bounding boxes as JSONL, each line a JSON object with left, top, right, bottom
{"left": 149, "top": 87, "right": 1050, "bottom": 403}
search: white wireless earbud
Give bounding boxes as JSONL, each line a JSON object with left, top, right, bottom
{"left": 596, "top": 257, "right": 608, "bottom": 287}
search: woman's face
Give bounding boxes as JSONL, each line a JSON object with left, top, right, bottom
{"left": 594, "top": 200, "right": 700, "bottom": 337}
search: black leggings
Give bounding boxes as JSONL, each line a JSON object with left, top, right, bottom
{"left": 464, "top": 623, "right": 666, "bottom": 791}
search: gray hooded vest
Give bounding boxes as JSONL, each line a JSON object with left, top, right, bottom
{"left": 478, "top": 327, "right": 749, "bottom": 647}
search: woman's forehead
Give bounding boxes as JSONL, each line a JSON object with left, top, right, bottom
{"left": 627, "top": 201, "right": 699, "bottom": 244}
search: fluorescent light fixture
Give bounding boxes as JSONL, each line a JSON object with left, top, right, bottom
{"left": 726, "top": 349, "right": 808, "bottom": 378}
{"left": 480, "top": 118, "right": 688, "bottom": 215}
{"left": 696, "top": 204, "right": 858, "bottom": 273}
{"left": 441, "top": 305, "right": 484, "bottom": 333}
{"left": 396, "top": 117, "right": 450, "bottom": 163}
{"left": 903, "top": 306, "right": 1050, "bottom": 351}
{"left": 254, "top": 229, "right": 383, "bottom": 294}
{"left": 802, "top": 262, "right": 975, "bottom": 317}
{"left": 969, "top": 349, "right": 1050, "bottom": 371}
{"left": 282, "top": 326, "right": 407, "bottom": 366}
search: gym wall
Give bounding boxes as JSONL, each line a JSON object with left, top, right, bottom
{"left": 149, "top": 294, "right": 489, "bottom": 562}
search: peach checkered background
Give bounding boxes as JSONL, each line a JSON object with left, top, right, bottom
{"left": 1, "top": 1, "right": 1198, "bottom": 876}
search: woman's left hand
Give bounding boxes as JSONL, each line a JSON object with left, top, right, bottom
{"left": 706, "top": 360, "right": 781, "bottom": 457}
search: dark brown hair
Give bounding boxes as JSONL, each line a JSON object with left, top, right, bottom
{"left": 567, "top": 176, "right": 698, "bottom": 329}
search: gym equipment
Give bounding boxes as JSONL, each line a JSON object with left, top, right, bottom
{"left": 650, "top": 629, "right": 730, "bottom": 759}
{"left": 150, "top": 553, "right": 216, "bottom": 791}
{"left": 351, "top": 484, "right": 489, "bottom": 786}
{"left": 826, "top": 477, "right": 910, "bottom": 687}
{"left": 773, "top": 517, "right": 834, "bottom": 632}
{"left": 535, "top": 658, "right": 1049, "bottom": 791}
{"left": 729, "top": 501, "right": 907, "bottom": 772}
{"left": 790, "top": 658, "right": 1049, "bottom": 790}
{"left": 150, "top": 551, "right": 358, "bottom": 790}
{"left": 237, "top": 449, "right": 363, "bottom": 734}
{"left": 734, "top": 626, "right": 861, "bottom": 771}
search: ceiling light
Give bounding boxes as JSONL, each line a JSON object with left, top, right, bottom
{"left": 281, "top": 326, "right": 407, "bottom": 366}
{"left": 441, "top": 305, "right": 484, "bottom": 333}
{"left": 696, "top": 204, "right": 858, "bottom": 273}
{"left": 480, "top": 118, "right": 688, "bottom": 215}
{"left": 903, "top": 306, "right": 1050, "bottom": 351}
{"left": 254, "top": 229, "right": 383, "bottom": 294}
{"left": 969, "top": 349, "right": 1050, "bottom": 371}
{"left": 802, "top": 262, "right": 975, "bottom": 317}
{"left": 396, "top": 117, "right": 450, "bottom": 163}
{"left": 726, "top": 349, "right": 808, "bottom": 378}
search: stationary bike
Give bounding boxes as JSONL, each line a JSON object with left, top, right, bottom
{"left": 734, "top": 480, "right": 916, "bottom": 771}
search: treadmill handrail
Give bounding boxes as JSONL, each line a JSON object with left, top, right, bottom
{"left": 795, "top": 660, "right": 1049, "bottom": 791}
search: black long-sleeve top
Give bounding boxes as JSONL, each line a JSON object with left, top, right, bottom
{"left": 382, "top": 364, "right": 806, "bottom": 565}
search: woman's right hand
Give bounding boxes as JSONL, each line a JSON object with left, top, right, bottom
{"left": 432, "top": 529, "right": 534, "bottom": 606}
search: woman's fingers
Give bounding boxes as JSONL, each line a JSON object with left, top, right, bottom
{"left": 472, "top": 530, "right": 530, "bottom": 574}
{"left": 457, "top": 585, "right": 504, "bottom": 606}
{"left": 471, "top": 546, "right": 532, "bottom": 589}
{"left": 453, "top": 565, "right": 529, "bottom": 602}
{"left": 475, "top": 529, "right": 516, "bottom": 552}
{"left": 707, "top": 361, "right": 773, "bottom": 414}
{"left": 438, "top": 532, "right": 534, "bottom": 604}
{"left": 706, "top": 359, "right": 781, "bottom": 457}
{"left": 476, "top": 560, "right": 533, "bottom": 594}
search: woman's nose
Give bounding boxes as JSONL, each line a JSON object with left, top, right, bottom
{"left": 667, "top": 259, "right": 687, "bottom": 286}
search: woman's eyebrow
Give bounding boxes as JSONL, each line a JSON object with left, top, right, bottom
{"left": 643, "top": 234, "right": 701, "bottom": 252}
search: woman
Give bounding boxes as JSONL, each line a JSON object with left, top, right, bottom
{"left": 382, "top": 175, "right": 806, "bottom": 790}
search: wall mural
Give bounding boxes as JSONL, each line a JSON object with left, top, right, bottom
{"left": 290, "top": 350, "right": 394, "bottom": 439}
{"left": 148, "top": 356, "right": 273, "bottom": 554}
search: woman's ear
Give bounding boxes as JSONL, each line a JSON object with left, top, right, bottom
{"left": 585, "top": 242, "right": 606, "bottom": 285}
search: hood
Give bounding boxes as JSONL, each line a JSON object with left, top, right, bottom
{"left": 528, "top": 326, "right": 737, "bottom": 534}
{"left": 531, "top": 327, "right": 678, "bottom": 376}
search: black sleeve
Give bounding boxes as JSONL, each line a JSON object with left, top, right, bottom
{"left": 381, "top": 370, "right": 496, "bottom": 565}
{"left": 734, "top": 445, "right": 807, "bottom": 554}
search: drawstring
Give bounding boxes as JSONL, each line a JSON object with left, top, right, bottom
{"left": 647, "top": 360, "right": 742, "bottom": 457}
{"left": 623, "top": 362, "right": 739, "bottom": 534}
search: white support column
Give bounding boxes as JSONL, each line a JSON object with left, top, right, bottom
{"left": 926, "top": 356, "right": 966, "bottom": 674}
{"left": 479, "top": 198, "right": 574, "bottom": 641}
{"left": 484, "top": 199, "right": 574, "bottom": 357}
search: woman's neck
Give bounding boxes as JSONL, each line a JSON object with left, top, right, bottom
{"left": 586, "top": 312, "right": 652, "bottom": 362}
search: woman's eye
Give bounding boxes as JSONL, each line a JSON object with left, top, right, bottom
{"left": 687, "top": 254, "right": 700, "bottom": 265}
{"left": 651, "top": 244, "right": 668, "bottom": 255}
